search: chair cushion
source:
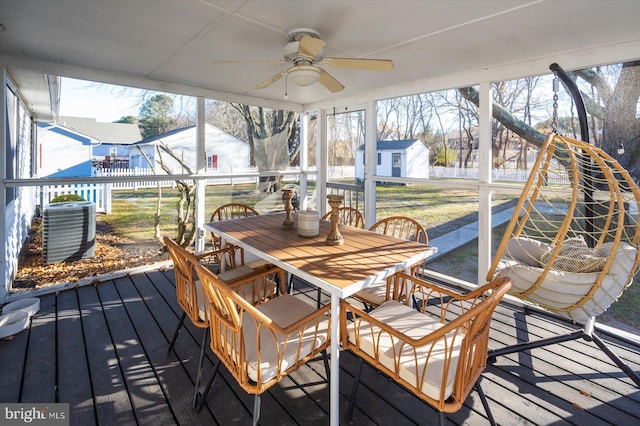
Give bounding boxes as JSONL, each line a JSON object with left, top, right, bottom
{"left": 346, "top": 300, "right": 464, "bottom": 401}
{"left": 245, "top": 259, "right": 270, "bottom": 269}
{"left": 242, "top": 295, "right": 330, "bottom": 384}
{"left": 217, "top": 265, "right": 255, "bottom": 281}
{"left": 193, "top": 280, "right": 207, "bottom": 321}
{"left": 195, "top": 266, "right": 276, "bottom": 320}
{"left": 505, "top": 237, "right": 553, "bottom": 267}
{"left": 354, "top": 279, "right": 387, "bottom": 306}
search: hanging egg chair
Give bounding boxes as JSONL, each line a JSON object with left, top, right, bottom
{"left": 487, "top": 131, "right": 640, "bottom": 386}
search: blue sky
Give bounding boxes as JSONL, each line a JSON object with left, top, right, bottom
{"left": 58, "top": 77, "right": 143, "bottom": 122}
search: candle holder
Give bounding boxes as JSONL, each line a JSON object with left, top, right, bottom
{"left": 282, "top": 188, "right": 296, "bottom": 229}
{"left": 325, "top": 194, "right": 344, "bottom": 245}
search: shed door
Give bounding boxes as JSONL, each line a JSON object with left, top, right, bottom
{"left": 392, "top": 153, "right": 401, "bottom": 177}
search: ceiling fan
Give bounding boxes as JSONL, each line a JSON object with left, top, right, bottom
{"left": 213, "top": 28, "right": 394, "bottom": 93}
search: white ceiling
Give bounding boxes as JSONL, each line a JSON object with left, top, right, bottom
{"left": 2, "top": 0, "right": 640, "bottom": 114}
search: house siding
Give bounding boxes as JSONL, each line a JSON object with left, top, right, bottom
{"left": 4, "top": 86, "right": 37, "bottom": 299}
{"left": 135, "top": 124, "right": 251, "bottom": 173}
{"left": 37, "top": 123, "right": 95, "bottom": 177}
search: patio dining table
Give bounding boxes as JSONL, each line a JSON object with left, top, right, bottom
{"left": 204, "top": 212, "right": 436, "bottom": 426}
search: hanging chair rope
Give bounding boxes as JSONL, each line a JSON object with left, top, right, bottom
{"left": 488, "top": 133, "right": 640, "bottom": 323}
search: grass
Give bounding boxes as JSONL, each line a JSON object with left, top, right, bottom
{"left": 106, "top": 183, "right": 269, "bottom": 240}
{"left": 103, "top": 181, "right": 518, "bottom": 241}
{"left": 102, "top": 180, "right": 638, "bottom": 332}
{"left": 375, "top": 183, "right": 518, "bottom": 239}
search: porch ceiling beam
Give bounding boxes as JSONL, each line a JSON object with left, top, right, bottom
{"left": 0, "top": 54, "right": 303, "bottom": 112}
{"left": 304, "top": 38, "right": 640, "bottom": 113}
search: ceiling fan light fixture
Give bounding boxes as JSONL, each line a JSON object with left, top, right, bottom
{"left": 287, "top": 65, "right": 321, "bottom": 87}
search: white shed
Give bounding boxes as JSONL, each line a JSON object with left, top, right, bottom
{"left": 355, "top": 139, "right": 429, "bottom": 181}
{"left": 132, "top": 124, "right": 251, "bottom": 173}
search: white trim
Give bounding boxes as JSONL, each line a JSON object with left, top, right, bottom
{"left": 364, "top": 100, "right": 377, "bottom": 228}
{"left": 7, "top": 40, "right": 640, "bottom": 116}
{"left": 195, "top": 97, "right": 206, "bottom": 253}
{"left": 1, "top": 68, "right": 7, "bottom": 302}
{"left": 478, "top": 82, "right": 493, "bottom": 284}
{"left": 299, "top": 113, "right": 310, "bottom": 210}
{"left": 317, "top": 109, "right": 328, "bottom": 216}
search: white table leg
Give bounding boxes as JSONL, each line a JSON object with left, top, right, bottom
{"left": 330, "top": 293, "right": 340, "bottom": 426}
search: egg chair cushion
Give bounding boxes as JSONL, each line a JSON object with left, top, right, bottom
{"left": 497, "top": 241, "right": 636, "bottom": 324}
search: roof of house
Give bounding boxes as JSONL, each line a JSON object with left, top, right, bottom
{"left": 137, "top": 126, "right": 197, "bottom": 144}
{"left": 135, "top": 123, "right": 248, "bottom": 146}
{"left": 56, "top": 116, "right": 141, "bottom": 144}
{"left": 356, "top": 139, "right": 421, "bottom": 151}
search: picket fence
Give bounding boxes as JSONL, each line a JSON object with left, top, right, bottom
{"left": 40, "top": 165, "right": 560, "bottom": 216}
{"left": 41, "top": 184, "right": 112, "bottom": 213}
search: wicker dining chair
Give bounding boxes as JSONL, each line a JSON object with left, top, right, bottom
{"left": 352, "top": 216, "right": 429, "bottom": 309}
{"left": 209, "top": 202, "right": 270, "bottom": 272}
{"left": 341, "top": 272, "right": 512, "bottom": 425}
{"left": 163, "top": 236, "right": 282, "bottom": 407}
{"left": 189, "top": 255, "right": 331, "bottom": 425}
{"left": 209, "top": 203, "right": 260, "bottom": 250}
{"left": 320, "top": 206, "right": 365, "bottom": 228}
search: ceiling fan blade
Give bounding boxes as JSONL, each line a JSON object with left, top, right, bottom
{"left": 253, "top": 68, "right": 287, "bottom": 90}
{"left": 212, "top": 59, "right": 285, "bottom": 65}
{"left": 298, "top": 35, "right": 325, "bottom": 59}
{"left": 322, "top": 58, "right": 394, "bottom": 71}
{"left": 318, "top": 68, "right": 345, "bottom": 93}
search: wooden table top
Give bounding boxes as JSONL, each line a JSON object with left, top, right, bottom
{"left": 205, "top": 213, "right": 436, "bottom": 298}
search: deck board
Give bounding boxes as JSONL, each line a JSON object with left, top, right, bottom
{"left": 21, "top": 293, "right": 56, "bottom": 403}
{"left": 0, "top": 300, "right": 30, "bottom": 403}
{"left": 127, "top": 271, "right": 217, "bottom": 426}
{"left": 77, "top": 284, "right": 137, "bottom": 425}
{"left": 57, "top": 288, "right": 96, "bottom": 426}
{"left": 1, "top": 268, "right": 639, "bottom": 425}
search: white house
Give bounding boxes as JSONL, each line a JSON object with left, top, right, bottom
{"left": 37, "top": 116, "right": 141, "bottom": 177}
{"left": 131, "top": 124, "right": 251, "bottom": 173}
{"left": 355, "top": 139, "right": 430, "bottom": 181}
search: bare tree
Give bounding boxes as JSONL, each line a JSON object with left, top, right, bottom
{"left": 458, "top": 62, "right": 640, "bottom": 180}
{"left": 231, "top": 104, "right": 299, "bottom": 192}
{"left": 134, "top": 146, "right": 162, "bottom": 244}
{"left": 154, "top": 142, "right": 197, "bottom": 246}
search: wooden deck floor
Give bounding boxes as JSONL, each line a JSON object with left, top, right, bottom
{"left": 1, "top": 268, "right": 639, "bottom": 425}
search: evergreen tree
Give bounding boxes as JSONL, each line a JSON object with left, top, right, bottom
{"left": 139, "top": 94, "right": 176, "bottom": 138}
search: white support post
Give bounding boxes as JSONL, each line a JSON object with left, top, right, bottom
{"left": 104, "top": 184, "right": 112, "bottom": 214}
{"left": 317, "top": 109, "right": 328, "bottom": 216}
{"left": 478, "top": 81, "right": 493, "bottom": 284}
{"left": 195, "top": 96, "right": 206, "bottom": 254}
{"left": 0, "top": 68, "right": 7, "bottom": 302}
{"left": 299, "top": 112, "right": 309, "bottom": 210}
{"left": 364, "top": 100, "right": 377, "bottom": 228}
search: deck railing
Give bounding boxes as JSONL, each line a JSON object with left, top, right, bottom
{"left": 326, "top": 181, "right": 364, "bottom": 212}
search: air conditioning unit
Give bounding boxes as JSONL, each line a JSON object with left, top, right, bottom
{"left": 43, "top": 201, "right": 96, "bottom": 265}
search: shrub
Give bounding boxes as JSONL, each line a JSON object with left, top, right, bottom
{"left": 50, "top": 194, "right": 85, "bottom": 203}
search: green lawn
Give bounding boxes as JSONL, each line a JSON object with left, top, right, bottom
{"left": 103, "top": 181, "right": 517, "bottom": 241}
{"left": 102, "top": 181, "right": 638, "bottom": 332}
